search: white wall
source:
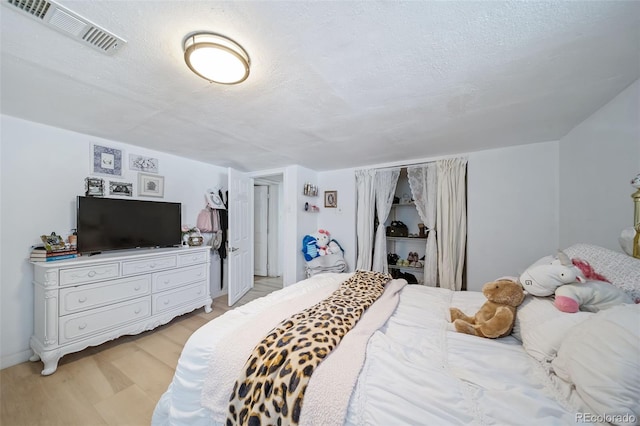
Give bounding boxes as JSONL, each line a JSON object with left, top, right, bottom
{"left": 0, "top": 115, "right": 227, "bottom": 369}
{"left": 467, "top": 141, "right": 560, "bottom": 290}
{"left": 559, "top": 80, "right": 640, "bottom": 251}
{"left": 280, "top": 165, "right": 319, "bottom": 285}
{"left": 318, "top": 169, "right": 357, "bottom": 270}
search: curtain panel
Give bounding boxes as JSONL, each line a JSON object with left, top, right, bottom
{"left": 372, "top": 169, "right": 400, "bottom": 272}
{"left": 355, "top": 170, "right": 376, "bottom": 271}
{"left": 407, "top": 163, "right": 437, "bottom": 286}
{"left": 436, "top": 158, "right": 467, "bottom": 291}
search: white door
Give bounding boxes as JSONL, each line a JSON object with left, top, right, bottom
{"left": 228, "top": 168, "right": 254, "bottom": 306}
{"left": 254, "top": 185, "right": 268, "bottom": 276}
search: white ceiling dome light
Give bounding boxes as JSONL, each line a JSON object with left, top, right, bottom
{"left": 183, "top": 32, "right": 250, "bottom": 84}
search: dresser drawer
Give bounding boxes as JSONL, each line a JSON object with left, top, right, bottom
{"left": 152, "top": 264, "right": 207, "bottom": 292}
{"left": 153, "top": 281, "right": 207, "bottom": 314}
{"left": 178, "top": 251, "right": 208, "bottom": 267}
{"left": 58, "top": 297, "right": 150, "bottom": 344}
{"left": 59, "top": 263, "right": 120, "bottom": 286}
{"left": 59, "top": 276, "right": 151, "bottom": 316}
{"left": 122, "top": 256, "right": 176, "bottom": 276}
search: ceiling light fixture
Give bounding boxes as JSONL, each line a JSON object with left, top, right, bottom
{"left": 183, "top": 32, "right": 250, "bottom": 84}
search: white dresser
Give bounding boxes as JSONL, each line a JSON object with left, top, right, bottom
{"left": 30, "top": 246, "right": 212, "bottom": 375}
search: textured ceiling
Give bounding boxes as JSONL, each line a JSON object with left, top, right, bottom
{"left": 1, "top": 1, "right": 639, "bottom": 172}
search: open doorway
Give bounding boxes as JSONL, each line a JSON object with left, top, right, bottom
{"left": 253, "top": 174, "right": 284, "bottom": 292}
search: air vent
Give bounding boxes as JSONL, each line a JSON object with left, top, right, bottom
{"left": 6, "top": 0, "right": 50, "bottom": 19}
{"left": 4, "top": 0, "right": 126, "bottom": 55}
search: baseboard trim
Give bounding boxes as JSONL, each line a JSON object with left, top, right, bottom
{"left": 1, "top": 349, "right": 33, "bottom": 370}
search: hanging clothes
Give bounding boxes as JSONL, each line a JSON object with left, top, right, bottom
{"left": 217, "top": 189, "right": 229, "bottom": 289}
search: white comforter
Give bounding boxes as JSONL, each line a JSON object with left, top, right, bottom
{"left": 152, "top": 273, "right": 581, "bottom": 426}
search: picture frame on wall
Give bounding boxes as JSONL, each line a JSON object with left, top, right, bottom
{"left": 92, "top": 144, "right": 123, "bottom": 176}
{"left": 324, "top": 190, "right": 338, "bottom": 208}
{"left": 138, "top": 173, "right": 165, "bottom": 197}
{"left": 129, "top": 154, "right": 159, "bottom": 173}
{"left": 109, "top": 181, "right": 133, "bottom": 197}
{"left": 85, "top": 177, "right": 105, "bottom": 197}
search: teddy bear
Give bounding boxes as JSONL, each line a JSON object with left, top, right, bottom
{"left": 450, "top": 279, "right": 525, "bottom": 338}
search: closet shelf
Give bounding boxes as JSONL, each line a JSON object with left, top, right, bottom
{"left": 386, "top": 236, "right": 427, "bottom": 242}
{"left": 388, "top": 264, "right": 424, "bottom": 271}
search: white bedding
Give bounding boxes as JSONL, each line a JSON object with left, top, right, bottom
{"left": 152, "top": 272, "right": 591, "bottom": 425}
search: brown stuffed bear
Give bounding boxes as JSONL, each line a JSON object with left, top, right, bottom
{"left": 449, "top": 279, "right": 525, "bottom": 338}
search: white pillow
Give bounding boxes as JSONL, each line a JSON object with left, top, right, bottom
{"left": 514, "top": 296, "right": 592, "bottom": 362}
{"left": 552, "top": 304, "right": 640, "bottom": 423}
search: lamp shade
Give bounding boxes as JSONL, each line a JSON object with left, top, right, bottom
{"left": 183, "top": 33, "right": 250, "bottom": 84}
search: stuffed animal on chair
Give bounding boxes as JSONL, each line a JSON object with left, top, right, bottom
{"left": 450, "top": 279, "right": 525, "bottom": 338}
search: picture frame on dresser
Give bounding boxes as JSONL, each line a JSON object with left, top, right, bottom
{"left": 109, "top": 181, "right": 133, "bottom": 196}
{"left": 85, "top": 177, "right": 104, "bottom": 197}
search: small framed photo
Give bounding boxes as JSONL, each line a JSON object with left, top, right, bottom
{"left": 85, "top": 177, "right": 104, "bottom": 197}
{"left": 129, "top": 154, "right": 159, "bottom": 173}
{"left": 92, "top": 144, "right": 123, "bottom": 176}
{"left": 138, "top": 173, "right": 164, "bottom": 197}
{"left": 324, "top": 190, "right": 338, "bottom": 208}
{"left": 109, "top": 181, "right": 133, "bottom": 197}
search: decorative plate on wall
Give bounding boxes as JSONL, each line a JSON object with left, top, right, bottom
{"left": 206, "top": 190, "right": 225, "bottom": 210}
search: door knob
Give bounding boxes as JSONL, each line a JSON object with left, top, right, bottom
{"left": 230, "top": 247, "right": 239, "bottom": 252}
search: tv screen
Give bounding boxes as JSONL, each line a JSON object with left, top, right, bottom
{"left": 77, "top": 196, "right": 182, "bottom": 254}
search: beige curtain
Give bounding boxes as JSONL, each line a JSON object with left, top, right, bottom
{"left": 372, "top": 169, "right": 400, "bottom": 272}
{"left": 355, "top": 169, "right": 376, "bottom": 271}
{"left": 436, "top": 158, "right": 467, "bottom": 291}
{"left": 407, "top": 163, "right": 437, "bottom": 286}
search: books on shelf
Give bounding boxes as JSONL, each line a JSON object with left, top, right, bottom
{"left": 30, "top": 247, "right": 78, "bottom": 262}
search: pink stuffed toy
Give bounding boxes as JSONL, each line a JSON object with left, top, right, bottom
{"left": 519, "top": 251, "right": 633, "bottom": 313}
{"left": 554, "top": 259, "right": 633, "bottom": 312}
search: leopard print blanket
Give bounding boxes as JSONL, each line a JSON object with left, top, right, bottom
{"left": 227, "top": 270, "right": 392, "bottom": 426}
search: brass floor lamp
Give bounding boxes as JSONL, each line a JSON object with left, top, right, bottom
{"left": 632, "top": 178, "right": 640, "bottom": 259}
{"left": 631, "top": 179, "right": 640, "bottom": 259}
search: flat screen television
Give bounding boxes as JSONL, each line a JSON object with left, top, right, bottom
{"left": 77, "top": 196, "right": 182, "bottom": 254}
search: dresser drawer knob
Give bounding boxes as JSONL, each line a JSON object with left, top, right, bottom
{"left": 134, "top": 286, "right": 141, "bottom": 291}
{"left": 164, "top": 280, "right": 170, "bottom": 285}
{"left": 78, "top": 323, "right": 87, "bottom": 330}
{"left": 134, "top": 308, "right": 141, "bottom": 314}
{"left": 88, "top": 271, "right": 96, "bottom": 278}
{"left": 78, "top": 296, "right": 87, "bottom": 303}
{"left": 163, "top": 299, "right": 170, "bottom": 305}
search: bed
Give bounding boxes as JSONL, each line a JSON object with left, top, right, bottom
{"left": 152, "top": 244, "right": 639, "bottom": 426}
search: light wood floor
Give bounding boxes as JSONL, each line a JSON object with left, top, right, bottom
{"left": 0, "top": 276, "right": 283, "bottom": 426}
